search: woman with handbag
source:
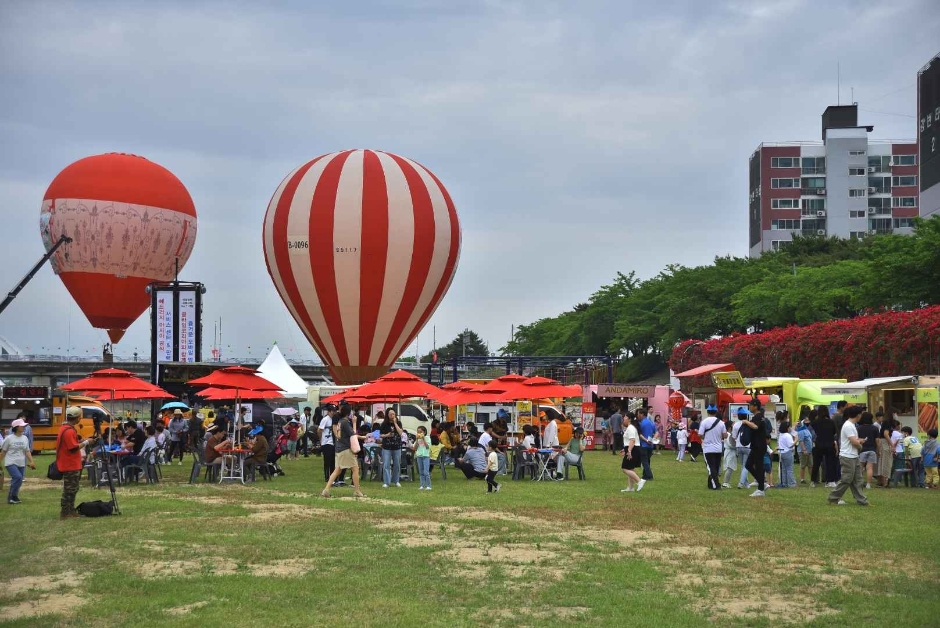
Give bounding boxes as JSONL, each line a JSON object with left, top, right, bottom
{"left": 0, "top": 419, "right": 36, "bottom": 504}
{"left": 320, "top": 404, "right": 365, "bottom": 499}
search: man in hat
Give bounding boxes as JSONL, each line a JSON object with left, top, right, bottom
{"left": 245, "top": 423, "right": 269, "bottom": 481}
{"left": 58, "top": 406, "right": 95, "bottom": 519}
{"left": 167, "top": 409, "right": 187, "bottom": 465}
{"left": 699, "top": 405, "right": 727, "bottom": 490}
{"left": 740, "top": 399, "right": 770, "bottom": 497}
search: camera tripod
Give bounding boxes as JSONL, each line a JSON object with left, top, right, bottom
{"left": 91, "top": 419, "right": 121, "bottom": 515}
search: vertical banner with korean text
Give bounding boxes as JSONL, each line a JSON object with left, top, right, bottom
{"left": 155, "top": 291, "right": 174, "bottom": 362}
{"left": 178, "top": 293, "right": 197, "bottom": 362}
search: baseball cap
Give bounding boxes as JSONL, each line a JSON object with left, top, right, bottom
{"left": 11, "top": 418, "right": 27, "bottom": 428}
{"left": 323, "top": 403, "right": 337, "bottom": 412}
{"left": 736, "top": 407, "right": 749, "bottom": 416}
{"left": 248, "top": 425, "right": 263, "bottom": 436}
{"left": 706, "top": 404, "right": 718, "bottom": 412}
{"left": 66, "top": 406, "right": 82, "bottom": 419}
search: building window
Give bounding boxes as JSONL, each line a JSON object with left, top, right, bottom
{"left": 801, "top": 198, "right": 826, "bottom": 212}
{"left": 771, "top": 157, "right": 799, "bottom": 168}
{"left": 868, "top": 176, "right": 891, "bottom": 193}
{"left": 869, "top": 217, "right": 892, "bottom": 234}
{"left": 849, "top": 188, "right": 866, "bottom": 197}
{"left": 893, "top": 218, "right": 915, "bottom": 229}
{"left": 868, "top": 155, "right": 891, "bottom": 173}
{"left": 849, "top": 150, "right": 866, "bottom": 157}
{"left": 848, "top": 167, "right": 866, "bottom": 176}
{"left": 772, "top": 178, "right": 799, "bottom": 188}
{"left": 892, "top": 196, "right": 917, "bottom": 208}
{"left": 770, "top": 240, "right": 791, "bottom": 251}
{"left": 801, "top": 157, "right": 826, "bottom": 175}
{"left": 893, "top": 154, "right": 916, "bottom": 166}
{"left": 801, "top": 177, "right": 826, "bottom": 191}
{"left": 892, "top": 175, "right": 917, "bottom": 187}
{"left": 850, "top": 210, "right": 867, "bottom": 218}
{"left": 868, "top": 197, "right": 891, "bottom": 210}
{"left": 771, "top": 198, "right": 799, "bottom": 209}
{"left": 771, "top": 219, "right": 800, "bottom": 230}
{"left": 849, "top": 231, "right": 866, "bottom": 239}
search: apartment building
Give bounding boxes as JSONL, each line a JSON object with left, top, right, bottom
{"left": 748, "top": 105, "right": 917, "bottom": 257}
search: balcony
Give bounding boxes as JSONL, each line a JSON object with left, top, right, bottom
{"left": 800, "top": 188, "right": 827, "bottom": 196}
{"left": 801, "top": 167, "right": 826, "bottom": 175}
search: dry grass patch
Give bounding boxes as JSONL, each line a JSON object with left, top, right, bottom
{"left": 165, "top": 600, "right": 211, "bottom": 616}
{"left": 0, "top": 593, "right": 87, "bottom": 622}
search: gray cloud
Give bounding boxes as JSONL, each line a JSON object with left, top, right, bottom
{"left": 1, "top": 0, "right": 937, "bottom": 361}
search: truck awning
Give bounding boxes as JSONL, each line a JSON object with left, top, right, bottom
{"left": 819, "top": 376, "right": 915, "bottom": 395}
{"left": 673, "top": 363, "right": 736, "bottom": 378}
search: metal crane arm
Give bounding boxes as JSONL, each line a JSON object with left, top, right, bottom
{"left": 0, "top": 234, "right": 73, "bottom": 316}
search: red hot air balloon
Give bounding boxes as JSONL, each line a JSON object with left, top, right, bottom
{"left": 40, "top": 153, "right": 197, "bottom": 343}
{"left": 263, "top": 150, "right": 461, "bottom": 384}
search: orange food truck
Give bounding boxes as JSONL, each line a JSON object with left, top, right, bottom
{"left": 0, "top": 385, "right": 113, "bottom": 453}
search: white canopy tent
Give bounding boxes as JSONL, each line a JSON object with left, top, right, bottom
{"left": 257, "top": 344, "right": 309, "bottom": 398}
{"left": 820, "top": 376, "right": 915, "bottom": 396}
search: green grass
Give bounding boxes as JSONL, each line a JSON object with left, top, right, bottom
{"left": 1, "top": 451, "right": 938, "bottom": 627}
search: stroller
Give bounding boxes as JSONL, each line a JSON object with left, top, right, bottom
{"left": 266, "top": 433, "right": 290, "bottom": 477}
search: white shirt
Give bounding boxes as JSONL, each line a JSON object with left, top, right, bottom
{"left": 319, "top": 416, "right": 334, "bottom": 446}
{"left": 522, "top": 435, "right": 535, "bottom": 449}
{"left": 1, "top": 434, "right": 29, "bottom": 467}
{"left": 840, "top": 421, "right": 859, "bottom": 458}
{"left": 891, "top": 430, "right": 903, "bottom": 454}
{"left": 676, "top": 428, "right": 688, "bottom": 445}
{"left": 698, "top": 417, "right": 727, "bottom": 454}
{"left": 543, "top": 420, "right": 559, "bottom": 448}
{"left": 624, "top": 424, "right": 640, "bottom": 449}
{"left": 777, "top": 432, "right": 795, "bottom": 454}
{"left": 479, "top": 432, "right": 493, "bottom": 449}
{"left": 732, "top": 421, "right": 749, "bottom": 448}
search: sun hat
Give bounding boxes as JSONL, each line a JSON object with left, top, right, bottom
{"left": 11, "top": 418, "right": 27, "bottom": 428}
{"left": 66, "top": 406, "right": 82, "bottom": 418}
{"left": 173, "top": 409, "right": 184, "bottom": 416}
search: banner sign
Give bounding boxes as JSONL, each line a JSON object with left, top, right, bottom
{"left": 155, "top": 291, "right": 174, "bottom": 362}
{"left": 581, "top": 402, "right": 597, "bottom": 449}
{"left": 596, "top": 384, "right": 655, "bottom": 398}
{"left": 917, "top": 387, "right": 940, "bottom": 403}
{"left": 712, "top": 371, "right": 745, "bottom": 389}
{"left": 178, "top": 293, "right": 197, "bottom": 363}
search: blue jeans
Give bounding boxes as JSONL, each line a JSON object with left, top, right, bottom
{"left": 416, "top": 456, "right": 431, "bottom": 488}
{"left": 737, "top": 447, "right": 751, "bottom": 486}
{"left": 779, "top": 451, "right": 796, "bottom": 487}
{"left": 5, "top": 465, "right": 24, "bottom": 501}
{"left": 910, "top": 457, "right": 925, "bottom": 487}
{"left": 640, "top": 446, "right": 653, "bottom": 480}
{"left": 382, "top": 448, "right": 401, "bottom": 485}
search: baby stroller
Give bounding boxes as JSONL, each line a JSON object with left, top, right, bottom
{"left": 266, "top": 433, "right": 290, "bottom": 477}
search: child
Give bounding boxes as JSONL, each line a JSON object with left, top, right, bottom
{"left": 775, "top": 421, "right": 796, "bottom": 488}
{"left": 922, "top": 428, "right": 938, "bottom": 488}
{"left": 901, "top": 426, "right": 924, "bottom": 488}
{"left": 676, "top": 424, "right": 688, "bottom": 462}
{"left": 414, "top": 426, "right": 432, "bottom": 491}
{"left": 796, "top": 418, "right": 814, "bottom": 485}
{"left": 485, "top": 441, "right": 500, "bottom": 493}
{"left": 286, "top": 419, "right": 299, "bottom": 460}
{"left": 521, "top": 425, "right": 536, "bottom": 450}
{"left": 721, "top": 425, "right": 737, "bottom": 488}
{"left": 763, "top": 444, "right": 774, "bottom": 489}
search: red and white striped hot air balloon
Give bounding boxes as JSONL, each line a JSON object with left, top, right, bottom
{"left": 40, "top": 153, "right": 197, "bottom": 344}
{"left": 262, "top": 150, "right": 461, "bottom": 384}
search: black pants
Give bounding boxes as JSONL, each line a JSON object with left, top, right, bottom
{"left": 457, "top": 461, "right": 486, "bottom": 480}
{"left": 745, "top": 449, "right": 765, "bottom": 491}
{"left": 486, "top": 470, "right": 499, "bottom": 492}
{"left": 298, "top": 432, "right": 309, "bottom": 456}
{"left": 640, "top": 447, "right": 654, "bottom": 480}
{"left": 705, "top": 452, "right": 722, "bottom": 489}
{"left": 612, "top": 433, "right": 624, "bottom": 454}
{"left": 322, "top": 444, "right": 335, "bottom": 482}
{"left": 812, "top": 445, "right": 838, "bottom": 483}
{"left": 168, "top": 440, "right": 185, "bottom": 461}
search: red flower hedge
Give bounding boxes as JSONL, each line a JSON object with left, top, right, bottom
{"left": 669, "top": 306, "right": 940, "bottom": 381}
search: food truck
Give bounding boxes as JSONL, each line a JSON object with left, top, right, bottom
{"left": 0, "top": 385, "right": 113, "bottom": 453}
{"left": 743, "top": 377, "right": 862, "bottom": 419}
{"left": 821, "top": 376, "right": 940, "bottom": 436}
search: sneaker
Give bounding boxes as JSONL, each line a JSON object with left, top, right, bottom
{"left": 865, "top": 483, "right": 871, "bottom": 489}
{"left": 418, "top": 486, "right": 424, "bottom": 490}
{"left": 800, "top": 479, "right": 806, "bottom": 484}
{"left": 749, "top": 482, "right": 757, "bottom": 488}
{"left": 810, "top": 482, "right": 816, "bottom": 488}
{"left": 8, "top": 499, "right": 21, "bottom": 505}
{"left": 636, "top": 479, "right": 646, "bottom": 492}
{"left": 721, "top": 483, "right": 730, "bottom": 489}
{"left": 826, "top": 482, "right": 837, "bottom": 488}
{"left": 395, "top": 483, "right": 401, "bottom": 488}
{"left": 382, "top": 484, "right": 389, "bottom": 488}
{"left": 495, "top": 484, "right": 501, "bottom": 493}
{"left": 177, "top": 461, "right": 183, "bottom": 466}
{"left": 749, "top": 490, "right": 765, "bottom": 497}
{"left": 829, "top": 499, "right": 846, "bottom": 505}
{"left": 425, "top": 487, "right": 431, "bottom": 491}
{"left": 737, "top": 484, "right": 747, "bottom": 489}
{"left": 620, "top": 488, "right": 634, "bottom": 492}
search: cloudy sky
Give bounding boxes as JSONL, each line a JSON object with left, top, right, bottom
{"left": 1, "top": 0, "right": 937, "bottom": 363}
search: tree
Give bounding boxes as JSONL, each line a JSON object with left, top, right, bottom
{"left": 423, "top": 329, "right": 488, "bottom": 363}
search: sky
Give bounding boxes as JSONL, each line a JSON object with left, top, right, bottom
{"left": 1, "top": 0, "right": 938, "bottom": 364}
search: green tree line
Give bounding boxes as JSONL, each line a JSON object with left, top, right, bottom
{"left": 500, "top": 216, "right": 940, "bottom": 381}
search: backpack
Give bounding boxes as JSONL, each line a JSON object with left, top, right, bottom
{"left": 77, "top": 500, "right": 114, "bottom": 517}
{"left": 737, "top": 422, "right": 753, "bottom": 447}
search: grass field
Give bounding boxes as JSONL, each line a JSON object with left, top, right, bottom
{"left": 1, "top": 450, "right": 938, "bottom": 627}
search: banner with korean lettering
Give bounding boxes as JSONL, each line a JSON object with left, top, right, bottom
{"left": 178, "top": 293, "right": 197, "bottom": 363}
{"left": 155, "top": 291, "right": 174, "bottom": 362}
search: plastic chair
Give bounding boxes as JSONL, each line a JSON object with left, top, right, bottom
{"left": 512, "top": 446, "right": 538, "bottom": 480}
{"left": 563, "top": 452, "right": 586, "bottom": 481}
{"left": 431, "top": 447, "right": 448, "bottom": 480}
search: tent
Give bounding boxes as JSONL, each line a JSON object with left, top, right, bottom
{"left": 257, "top": 344, "right": 310, "bottom": 398}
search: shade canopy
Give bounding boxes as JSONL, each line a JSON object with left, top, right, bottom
{"left": 187, "top": 366, "right": 281, "bottom": 392}
{"left": 257, "top": 344, "right": 309, "bottom": 397}
{"left": 60, "top": 368, "right": 169, "bottom": 394}
{"left": 352, "top": 370, "right": 442, "bottom": 400}
{"left": 819, "top": 376, "right": 915, "bottom": 395}
{"left": 673, "top": 363, "right": 736, "bottom": 378}
{"left": 479, "top": 374, "right": 527, "bottom": 395}
{"left": 93, "top": 390, "right": 175, "bottom": 401}
{"left": 497, "top": 376, "right": 581, "bottom": 401}
{"left": 197, "top": 387, "right": 283, "bottom": 401}
{"left": 436, "top": 389, "right": 506, "bottom": 407}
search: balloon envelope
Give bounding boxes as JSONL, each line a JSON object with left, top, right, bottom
{"left": 263, "top": 149, "right": 461, "bottom": 384}
{"left": 40, "top": 153, "right": 197, "bottom": 343}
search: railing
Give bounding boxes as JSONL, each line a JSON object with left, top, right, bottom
{"left": 801, "top": 167, "right": 826, "bottom": 175}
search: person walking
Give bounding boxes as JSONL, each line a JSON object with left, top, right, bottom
{"left": 620, "top": 413, "right": 645, "bottom": 493}
{"left": 796, "top": 414, "right": 815, "bottom": 485}
{"left": 876, "top": 415, "right": 894, "bottom": 487}
{"left": 732, "top": 408, "right": 752, "bottom": 488}
{"left": 637, "top": 408, "right": 655, "bottom": 480}
{"left": 721, "top": 419, "right": 738, "bottom": 488}
{"left": 827, "top": 406, "right": 869, "bottom": 506}
{"left": 776, "top": 421, "right": 797, "bottom": 488}
{"left": 855, "top": 412, "right": 880, "bottom": 489}
{"left": 299, "top": 406, "right": 314, "bottom": 457}
{"left": 485, "top": 441, "right": 501, "bottom": 493}
{"left": 699, "top": 406, "right": 727, "bottom": 490}
{"left": 167, "top": 410, "right": 187, "bottom": 465}
{"left": 811, "top": 406, "right": 838, "bottom": 488}
{"left": 609, "top": 406, "right": 624, "bottom": 456}
{"left": 318, "top": 404, "right": 337, "bottom": 483}
{"left": 58, "top": 406, "right": 94, "bottom": 519}
{"left": 380, "top": 409, "right": 404, "bottom": 488}
{"left": 0, "top": 419, "right": 36, "bottom": 505}
{"left": 320, "top": 404, "right": 365, "bottom": 499}
{"left": 741, "top": 399, "right": 769, "bottom": 497}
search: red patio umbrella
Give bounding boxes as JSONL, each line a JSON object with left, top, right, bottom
{"left": 92, "top": 389, "right": 175, "bottom": 401}
{"left": 352, "top": 370, "right": 442, "bottom": 400}
{"left": 496, "top": 376, "right": 582, "bottom": 401}
{"left": 186, "top": 366, "right": 281, "bottom": 392}
{"left": 478, "top": 374, "right": 527, "bottom": 396}
{"left": 197, "top": 387, "right": 283, "bottom": 401}
{"left": 60, "top": 368, "right": 168, "bottom": 394}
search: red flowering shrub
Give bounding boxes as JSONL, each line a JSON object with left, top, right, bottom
{"left": 669, "top": 306, "right": 940, "bottom": 380}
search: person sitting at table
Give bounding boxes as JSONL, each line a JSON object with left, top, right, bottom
{"left": 456, "top": 437, "right": 487, "bottom": 480}
{"left": 119, "top": 422, "right": 146, "bottom": 468}
{"left": 205, "top": 422, "right": 233, "bottom": 468}
{"left": 245, "top": 426, "right": 269, "bottom": 480}
{"left": 521, "top": 425, "right": 536, "bottom": 450}
{"left": 556, "top": 427, "right": 585, "bottom": 480}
